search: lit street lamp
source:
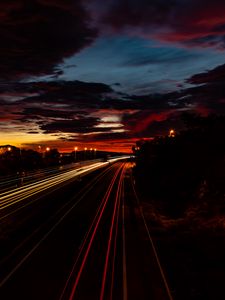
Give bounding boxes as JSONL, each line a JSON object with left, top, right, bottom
{"left": 169, "top": 129, "right": 175, "bottom": 137}
{"left": 43, "top": 147, "right": 50, "bottom": 158}
{"left": 84, "top": 147, "right": 87, "bottom": 160}
{"left": 74, "top": 146, "right": 78, "bottom": 160}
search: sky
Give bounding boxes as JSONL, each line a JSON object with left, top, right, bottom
{"left": 0, "top": 0, "right": 225, "bottom": 152}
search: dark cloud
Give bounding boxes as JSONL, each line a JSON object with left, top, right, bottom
{"left": 64, "top": 131, "right": 131, "bottom": 142}
{"left": 0, "top": 0, "right": 96, "bottom": 79}
{"left": 187, "top": 63, "right": 225, "bottom": 85}
{"left": 183, "top": 63, "right": 225, "bottom": 114}
{"left": 18, "top": 107, "right": 87, "bottom": 120}
{"left": 88, "top": 0, "right": 176, "bottom": 29}
{"left": 1, "top": 62, "right": 225, "bottom": 142}
{"left": 88, "top": 0, "right": 225, "bottom": 48}
{"left": 40, "top": 116, "right": 100, "bottom": 134}
{"left": 27, "top": 131, "right": 39, "bottom": 134}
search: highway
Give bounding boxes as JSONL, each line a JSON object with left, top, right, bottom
{"left": 0, "top": 159, "right": 113, "bottom": 192}
{"left": 0, "top": 160, "right": 173, "bottom": 300}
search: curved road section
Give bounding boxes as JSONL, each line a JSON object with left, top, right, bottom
{"left": 0, "top": 161, "right": 173, "bottom": 300}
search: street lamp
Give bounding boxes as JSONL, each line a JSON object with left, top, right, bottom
{"left": 84, "top": 147, "right": 87, "bottom": 160}
{"left": 7, "top": 147, "right": 12, "bottom": 152}
{"left": 46, "top": 147, "right": 50, "bottom": 152}
{"left": 90, "top": 148, "right": 93, "bottom": 159}
{"left": 169, "top": 129, "right": 175, "bottom": 137}
{"left": 74, "top": 146, "right": 78, "bottom": 160}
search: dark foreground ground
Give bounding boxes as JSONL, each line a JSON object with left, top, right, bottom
{"left": 137, "top": 190, "right": 225, "bottom": 300}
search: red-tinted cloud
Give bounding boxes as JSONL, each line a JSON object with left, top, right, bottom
{"left": 88, "top": 0, "right": 225, "bottom": 48}
{"left": 1, "top": 63, "right": 225, "bottom": 151}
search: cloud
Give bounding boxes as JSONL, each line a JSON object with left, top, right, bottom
{"left": 1, "top": 65, "right": 225, "bottom": 146}
{"left": 187, "top": 63, "right": 225, "bottom": 85}
{"left": 40, "top": 116, "right": 100, "bottom": 134}
{"left": 182, "top": 63, "right": 225, "bottom": 114}
{"left": 87, "top": 0, "right": 225, "bottom": 48}
{"left": 0, "top": 0, "right": 96, "bottom": 79}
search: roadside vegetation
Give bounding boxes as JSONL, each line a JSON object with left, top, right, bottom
{"left": 133, "top": 113, "right": 225, "bottom": 299}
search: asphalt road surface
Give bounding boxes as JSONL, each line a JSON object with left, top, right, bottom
{"left": 0, "top": 161, "right": 173, "bottom": 300}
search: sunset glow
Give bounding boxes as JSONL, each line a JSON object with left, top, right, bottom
{"left": 0, "top": 1, "right": 225, "bottom": 152}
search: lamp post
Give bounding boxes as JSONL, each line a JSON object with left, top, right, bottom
{"left": 74, "top": 147, "right": 78, "bottom": 161}
{"left": 84, "top": 147, "right": 87, "bottom": 160}
{"left": 43, "top": 147, "right": 50, "bottom": 159}
{"left": 169, "top": 129, "right": 175, "bottom": 137}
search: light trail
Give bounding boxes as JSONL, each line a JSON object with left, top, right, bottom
{"left": 0, "top": 164, "right": 115, "bottom": 267}
{"left": 68, "top": 164, "right": 124, "bottom": 300}
{"left": 59, "top": 164, "right": 121, "bottom": 300}
{"left": 109, "top": 172, "right": 123, "bottom": 300}
{"left": 0, "top": 163, "right": 107, "bottom": 215}
{"left": 100, "top": 165, "right": 126, "bottom": 300}
{"left": 0, "top": 164, "right": 117, "bottom": 289}
{"left": 0, "top": 159, "right": 103, "bottom": 191}
{"left": 0, "top": 157, "right": 130, "bottom": 192}
{"left": 122, "top": 177, "right": 128, "bottom": 300}
{"left": 0, "top": 157, "right": 129, "bottom": 214}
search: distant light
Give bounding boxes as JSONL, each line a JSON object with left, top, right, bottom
{"left": 84, "top": 147, "right": 87, "bottom": 151}
{"left": 90, "top": 148, "right": 93, "bottom": 151}
{"left": 7, "top": 147, "right": 12, "bottom": 151}
{"left": 169, "top": 129, "right": 175, "bottom": 137}
{"left": 46, "top": 147, "right": 50, "bottom": 151}
{"left": 74, "top": 147, "right": 78, "bottom": 151}
{"left": 94, "top": 148, "right": 97, "bottom": 151}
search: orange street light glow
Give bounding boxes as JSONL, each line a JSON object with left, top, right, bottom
{"left": 169, "top": 129, "right": 175, "bottom": 137}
